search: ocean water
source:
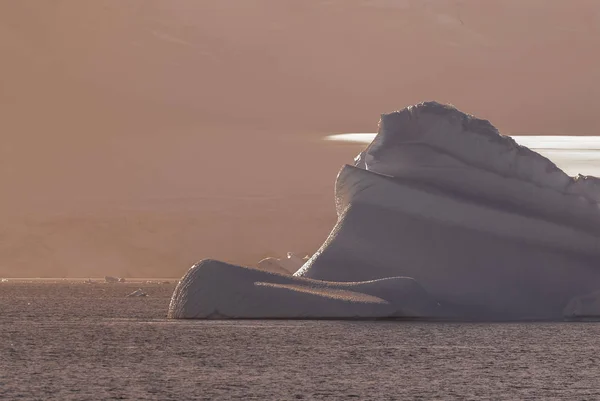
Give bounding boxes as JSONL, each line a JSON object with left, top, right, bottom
{"left": 326, "top": 134, "right": 600, "bottom": 177}
{"left": 2, "top": 282, "right": 600, "bottom": 400}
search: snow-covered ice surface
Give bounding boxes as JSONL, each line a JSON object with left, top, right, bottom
{"left": 171, "top": 102, "right": 600, "bottom": 320}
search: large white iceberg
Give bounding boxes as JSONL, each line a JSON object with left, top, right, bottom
{"left": 170, "top": 102, "right": 600, "bottom": 320}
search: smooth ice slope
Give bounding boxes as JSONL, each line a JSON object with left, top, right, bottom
{"left": 297, "top": 102, "right": 600, "bottom": 319}
{"left": 168, "top": 260, "right": 439, "bottom": 319}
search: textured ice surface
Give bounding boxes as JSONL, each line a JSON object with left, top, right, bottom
{"left": 172, "top": 102, "right": 600, "bottom": 320}
{"left": 356, "top": 102, "right": 600, "bottom": 231}
{"left": 168, "top": 260, "right": 438, "bottom": 319}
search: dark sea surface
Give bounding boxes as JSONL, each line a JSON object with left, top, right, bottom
{"left": 2, "top": 281, "right": 600, "bottom": 400}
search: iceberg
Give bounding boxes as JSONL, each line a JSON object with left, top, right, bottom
{"left": 170, "top": 101, "right": 600, "bottom": 320}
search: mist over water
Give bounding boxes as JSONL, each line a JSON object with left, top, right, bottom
{"left": 326, "top": 135, "right": 600, "bottom": 177}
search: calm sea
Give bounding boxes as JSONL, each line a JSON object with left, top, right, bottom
{"left": 1, "top": 282, "right": 599, "bottom": 400}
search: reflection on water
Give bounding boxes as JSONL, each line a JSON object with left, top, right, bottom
{"left": 325, "top": 134, "right": 600, "bottom": 177}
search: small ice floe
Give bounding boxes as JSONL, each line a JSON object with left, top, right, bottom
{"left": 105, "top": 276, "right": 126, "bottom": 283}
{"left": 145, "top": 280, "right": 172, "bottom": 284}
{"left": 127, "top": 289, "right": 148, "bottom": 298}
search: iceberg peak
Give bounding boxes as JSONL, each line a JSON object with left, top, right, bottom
{"left": 357, "top": 101, "right": 600, "bottom": 232}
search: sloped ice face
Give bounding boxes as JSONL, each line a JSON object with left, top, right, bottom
{"left": 171, "top": 101, "right": 600, "bottom": 320}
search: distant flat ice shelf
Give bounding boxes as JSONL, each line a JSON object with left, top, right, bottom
{"left": 170, "top": 102, "right": 600, "bottom": 320}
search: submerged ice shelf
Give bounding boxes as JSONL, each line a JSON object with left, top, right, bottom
{"left": 170, "top": 102, "right": 600, "bottom": 320}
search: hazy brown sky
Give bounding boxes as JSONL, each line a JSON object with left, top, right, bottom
{"left": 1, "top": 0, "right": 599, "bottom": 277}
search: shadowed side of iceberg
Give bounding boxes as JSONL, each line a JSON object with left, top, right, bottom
{"left": 168, "top": 259, "right": 440, "bottom": 319}
{"left": 298, "top": 202, "right": 600, "bottom": 318}
{"left": 331, "top": 165, "right": 600, "bottom": 257}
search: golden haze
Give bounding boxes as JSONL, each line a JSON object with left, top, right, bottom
{"left": 1, "top": 0, "right": 599, "bottom": 277}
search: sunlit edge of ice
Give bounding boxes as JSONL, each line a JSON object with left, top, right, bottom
{"left": 325, "top": 134, "right": 600, "bottom": 149}
{"left": 325, "top": 134, "right": 600, "bottom": 177}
